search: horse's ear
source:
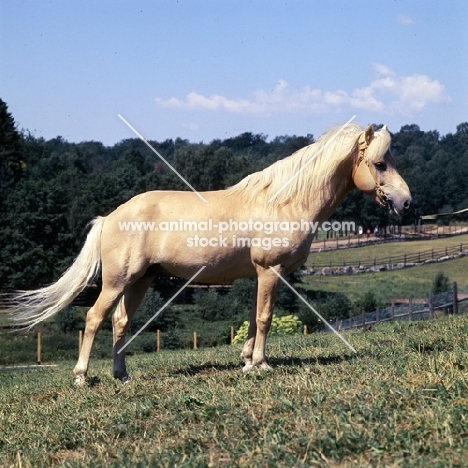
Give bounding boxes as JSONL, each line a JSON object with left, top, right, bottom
{"left": 365, "top": 124, "right": 375, "bottom": 145}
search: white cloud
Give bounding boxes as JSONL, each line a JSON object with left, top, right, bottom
{"left": 397, "top": 14, "right": 415, "bottom": 25}
{"left": 349, "top": 87, "right": 385, "bottom": 112}
{"left": 370, "top": 63, "right": 451, "bottom": 114}
{"left": 155, "top": 65, "right": 450, "bottom": 117}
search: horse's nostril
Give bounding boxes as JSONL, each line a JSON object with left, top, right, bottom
{"left": 403, "top": 200, "right": 410, "bottom": 208}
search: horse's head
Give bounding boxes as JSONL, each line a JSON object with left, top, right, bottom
{"left": 352, "top": 124, "right": 411, "bottom": 216}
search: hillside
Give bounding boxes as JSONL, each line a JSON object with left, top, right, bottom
{"left": 1, "top": 315, "right": 468, "bottom": 467}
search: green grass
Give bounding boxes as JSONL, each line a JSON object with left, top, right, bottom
{"left": 1, "top": 314, "right": 468, "bottom": 467}
{"left": 302, "top": 256, "right": 468, "bottom": 303}
{"left": 300, "top": 234, "right": 468, "bottom": 303}
{"left": 306, "top": 234, "right": 468, "bottom": 269}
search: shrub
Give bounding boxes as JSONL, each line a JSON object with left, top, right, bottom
{"left": 432, "top": 272, "right": 450, "bottom": 295}
{"left": 131, "top": 288, "right": 178, "bottom": 333}
{"left": 354, "top": 291, "right": 380, "bottom": 313}
{"left": 163, "top": 329, "right": 182, "bottom": 350}
{"left": 297, "top": 291, "right": 352, "bottom": 332}
{"left": 232, "top": 314, "right": 302, "bottom": 344}
{"left": 194, "top": 289, "right": 242, "bottom": 321}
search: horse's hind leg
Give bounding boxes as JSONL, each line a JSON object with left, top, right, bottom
{"left": 73, "top": 285, "right": 123, "bottom": 385}
{"left": 112, "top": 276, "right": 154, "bottom": 382}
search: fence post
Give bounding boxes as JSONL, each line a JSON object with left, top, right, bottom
{"left": 376, "top": 306, "right": 380, "bottom": 324}
{"left": 79, "top": 330, "right": 83, "bottom": 355}
{"left": 303, "top": 324, "right": 307, "bottom": 335}
{"left": 193, "top": 331, "right": 197, "bottom": 350}
{"left": 453, "top": 282, "right": 458, "bottom": 314}
{"left": 428, "top": 291, "right": 434, "bottom": 319}
{"left": 37, "top": 332, "right": 42, "bottom": 365}
{"left": 230, "top": 326, "right": 234, "bottom": 344}
{"left": 156, "top": 329, "right": 161, "bottom": 352}
{"left": 408, "top": 296, "right": 413, "bottom": 322}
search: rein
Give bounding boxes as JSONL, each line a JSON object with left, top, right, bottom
{"left": 353, "top": 132, "right": 389, "bottom": 209}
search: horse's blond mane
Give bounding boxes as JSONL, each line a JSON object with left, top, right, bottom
{"left": 228, "top": 123, "right": 374, "bottom": 208}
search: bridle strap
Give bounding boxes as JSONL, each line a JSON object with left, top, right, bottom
{"left": 353, "top": 131, "right": 389, "bottom": 208}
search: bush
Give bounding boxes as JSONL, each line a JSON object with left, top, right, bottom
{"left": 163, "top": 329, "right": 182, "bottom": 350}
{"left": 432, "top": 272, "right": 450, "bottom": 295}
{"left": 354, "top": 291, "right": 380, "bottom": 313}
{"left": 131, "top": 287, "right": 178, "bottom": 333}
{"left": 57, "top": 306, "right": 76, "bottom": 333}
{"left": 194, "top": 289, "right": 242, "bottom": 321}
{"left": 232, "top": 314, "right": 302, "bottom": 344}
{"left": 297, "top": 290, "right": 352, "bottom": 332}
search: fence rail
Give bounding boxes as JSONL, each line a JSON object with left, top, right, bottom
{"left": 310, "top": 225, "right": 468, "bottom": 253}
{"left": 328, "top": 282, "right": 466, "bottom": 332}
{"left": 310, "top": 243, "right": 467, "bottom": 270}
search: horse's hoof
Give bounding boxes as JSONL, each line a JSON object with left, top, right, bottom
{"left": 74, "top": 375, "right": 86, "bottom": 386}
{"left": 260, "top": 362, "right": 273, "bottom": 371}
{"left": 242, "top": 364, "right": 254, "bottom": 373}
{"left": 114, "top": 372, "right": 131, "bottom": 383}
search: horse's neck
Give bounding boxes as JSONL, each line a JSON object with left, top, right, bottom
{"left": 307, "top": 157, "right": 355, "bottom": 222}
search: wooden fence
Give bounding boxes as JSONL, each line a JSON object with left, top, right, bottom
{"left": 310, "top": 225, "right": 468, "bottom": 253}
{"left": 31, "top": 327, "right": 229, "bottom": 364}
{"left": 310, "top": 243, "right": 467, "bottom": 270}
{"left": 23, "top": 282, "right": 468, "bottom": 364}
{"left": 329, "top": 282, "right": 467, "bottom": 332}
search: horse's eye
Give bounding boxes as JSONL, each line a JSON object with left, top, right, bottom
{"left": 374, "top": 162, "right": 387, "bottom": 171}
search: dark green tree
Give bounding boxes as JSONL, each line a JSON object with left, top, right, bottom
{"left": 0, "top": 99, "right": 24, "bottom": 207}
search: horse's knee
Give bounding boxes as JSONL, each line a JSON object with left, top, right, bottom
{"left": 256, "top": 315, "right": 272, "bottom": 333}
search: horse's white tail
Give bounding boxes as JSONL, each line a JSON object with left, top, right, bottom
{"left": 3, "top": 216, "right": 105, "bottom": 329}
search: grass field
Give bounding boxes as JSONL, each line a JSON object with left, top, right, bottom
{"left": 302, "top": 234, "right": 468, "bottom": 302}
{"left": 306, "top": 234, "right": 468, "bottom": 270}
{"left": 1, "top": 314, "right": 468, "bottom": 467}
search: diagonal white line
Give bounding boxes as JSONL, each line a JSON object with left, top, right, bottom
{"left": 269, "top": 267, "right": 357, "bottom": 353}
{"left": 268, "top": 115, "right": 356, "bottom": 203}
{"left": 117, "top": 266, "right": 207, "bottom": 354}
{"left": 118, "top": 114, "right": 207, "bottom": 202}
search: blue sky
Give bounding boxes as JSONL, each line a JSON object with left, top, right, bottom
{"left": 1, "top": 1, "right": 467, "bottom": 146}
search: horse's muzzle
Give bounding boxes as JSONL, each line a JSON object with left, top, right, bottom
{"left": 390, "top": 196, "right": 412, "bottom": 217}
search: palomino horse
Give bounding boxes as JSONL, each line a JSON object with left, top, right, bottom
{"left": 3, "top": 123, "right": 411, "bottom": 384}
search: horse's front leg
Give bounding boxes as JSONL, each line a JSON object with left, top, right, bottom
{"left": 241, "top": 280, "right": 258, "bottom": 372}
{"left": 251, "top": 264, "right": 282, "bottom": 370}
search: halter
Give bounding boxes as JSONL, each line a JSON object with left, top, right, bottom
{"left": 353, "top": 131, "right": 390, "bottom": 210}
